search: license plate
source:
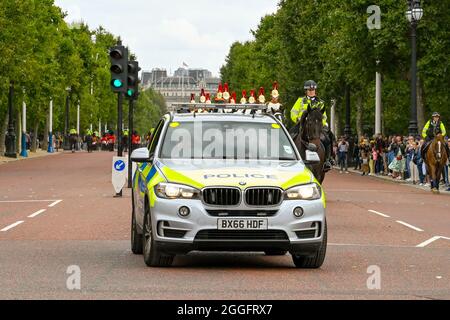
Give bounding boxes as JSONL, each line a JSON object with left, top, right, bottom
{"left": 218, "top": 219, "right": 268, "bottom": 230}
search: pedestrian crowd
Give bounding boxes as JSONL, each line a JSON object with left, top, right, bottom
{"left": 334, "top": 134, "right": 450, "bottom": 191}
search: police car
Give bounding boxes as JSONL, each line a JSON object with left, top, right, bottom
{"left": 130, "top": 104, "right": 327, "bottom": 268}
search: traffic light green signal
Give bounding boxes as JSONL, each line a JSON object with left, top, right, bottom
{"left": 109, "top": 45, "right": 128, "bottom": 93}
{"left": 126, "top": 61, "right": 141, "bottom": 100}
{"left": 113, "top": 79, "right": 124, "bottom": 88}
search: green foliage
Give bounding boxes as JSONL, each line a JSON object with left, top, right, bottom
{"left": 220, "top": 0, "right": 450, "bottom": 135}
{"left": 0, "top": 0, "right": 155, "bottom": 140}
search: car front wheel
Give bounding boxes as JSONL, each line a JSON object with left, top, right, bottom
{"left": 292, "top": 221, "right": 327, "bottom": 269}
{"left": 143, "top": 204, "right": 174, "bottom": 268}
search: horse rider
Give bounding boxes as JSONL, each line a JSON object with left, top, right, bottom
{"left": 421, "top": 112, "right": 449, "bottom": 158}
{"left": 290, "top": 80, "right": 335, "bottom": 171}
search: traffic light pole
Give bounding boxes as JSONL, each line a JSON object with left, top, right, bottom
{"left": 115, "top": 92, "right": 124, "bottom": 197}
{"left": 128, "top": 98, "right": 134, "bottom": 188}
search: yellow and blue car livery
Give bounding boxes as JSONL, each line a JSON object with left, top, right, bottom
{"left": 131, "top": 112, "right": 327, "bottom": 262}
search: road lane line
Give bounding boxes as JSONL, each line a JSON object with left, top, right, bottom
{"left": 28, "top": 209, "right": 46, "bottom": 218}
{"left": 1, "top": 221, "right": 24, "bottom": 232}
{"left": 368, "top": 210, "right": 390, "bottom": 218}
{"left": 0, "top": 200, "right": 59, "bottom": 203}
{"left": 48, "top": 200, "right": 62, "bottom": 207}
{"left": 417, "top": 236, "right": 442, "bottom": 248}
{"left": 396, "top": 221, "right": 424, "bottom": 232}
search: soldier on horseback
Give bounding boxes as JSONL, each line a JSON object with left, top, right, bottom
{"left": 421, "top": 112, "right": 449, "bottom": 158}
{"left": 290, "top": 80, "right": 335, "bottom": 171}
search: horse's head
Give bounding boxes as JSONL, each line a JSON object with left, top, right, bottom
{"left": 302, "top": 106, "right": 324, "bottom": 141}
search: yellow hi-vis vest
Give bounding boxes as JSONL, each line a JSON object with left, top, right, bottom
{"left": 291, "top": 96, "right": 328, "bottom": 127}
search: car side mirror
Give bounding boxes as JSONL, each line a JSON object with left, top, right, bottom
{"left": 304, "top": 150, "right": 320, "bottom": 164}
{"left": 131, "top": 148, "right": 151, "bottom": 163}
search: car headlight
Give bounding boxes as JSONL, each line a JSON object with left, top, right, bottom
{"left": 155, "top": 183, "right": 200, "bottom": 199}
{"left": 285, "top": 183, "right": 322, "bottom": 200}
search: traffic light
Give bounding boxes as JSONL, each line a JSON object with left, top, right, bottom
{"left": 126, "top": 61, "right": 141, "bottom": 100}
{"left": 109, "top": 45, "right": 128, "bottom": 93}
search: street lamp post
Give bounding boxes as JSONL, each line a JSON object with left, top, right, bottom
{"left": 406, "top": 0, "right": 424, "bottom": 137}
{"left": 63, "top": 87, "right": 71, "bottom": 150}
{"left": 5, "top": 81, "right": 17, "bottom": 158}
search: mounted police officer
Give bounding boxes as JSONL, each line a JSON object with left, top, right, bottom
{"left": 290, "top": 80, "right": 335, "bottom": 170}
{"left": 421, "top": 112, "right": 449, "bottom": 157}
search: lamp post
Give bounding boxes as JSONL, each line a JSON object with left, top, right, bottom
{"left": 63, "top": 87, "right": 72, "bottom": 150}
{"left": 20, "top": 88, "right": 28, "bottom": 158}
{"left": 406, "top": 0, "right": 423, "bottom": 137}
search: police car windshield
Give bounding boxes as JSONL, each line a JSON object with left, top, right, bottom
{"left": 160, "top": 121, "right": 297, "bottom": 161}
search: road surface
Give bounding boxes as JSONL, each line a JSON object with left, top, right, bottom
{"left": 0, "top": 151, "right": 449, "bottom": 299}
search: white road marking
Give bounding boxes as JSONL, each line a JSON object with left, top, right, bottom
{"left": 48, "top": 200, "right": 62, "bottom": 207}
{"left": 396, "top": 221, "right": 424, "bottom": 232}
{"left": 28, "top": 209, "right": 46, "bottom": 218}
{"left": 0, "top": 200, "right": 59, "bottom": 203}
{"left": 417, "top": 236, "right": 450, "bottom": 248}
{"left": 1, "top": 221, "right": 24, "bottom": 232}
{"left": 329, "top": 243, "right": 417, "bottom": 249}
{"left": 368, "top": 210, "right": 390, "bottom": 218}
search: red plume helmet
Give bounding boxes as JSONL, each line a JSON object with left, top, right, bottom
{"left": 271, "top": 81, "right": 279, "bottom": 98}
{"left": 190, "top": 93, "right": 195, "bottom": 103}
{"left": 258, "top": 87, "right": 266, "bottom": 104}
{"left": 240, "top": 90, "right": 247, "bottom": 104}
{"left": 223, "top": 83, "right": 230, "bottom": 101}
{"left": 231, "top": 91, "right": 237, "bottom": 103}
{"left": 200, "top": 88, "right": 206, "bottom": 103}
{"left": 249, "top": 89, "right": 256, "bottom": 104}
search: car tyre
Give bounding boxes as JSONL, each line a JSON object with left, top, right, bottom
{"left": 292, "top": 221, "right": 327, "bottom": 269}
{"left": 131, "top": 192, "right": 143, "bottom": 255}
{"left": 143, "top": 203, "right": 174, "bottom": 267}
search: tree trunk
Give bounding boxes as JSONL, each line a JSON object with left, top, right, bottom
{"left": 0, "top": 114, "right": 8, "bottom": 154}
{"left": 42, "top": 114, "right": 49, "bottom": 151}
{"left": 417, "top": 77, "right": 426, "bottom": 132}
{"left": 356, "top": 95, "right": 364, "bottom": 139}
{"left": 31, "top": 122, "right": 39, "bottom": 152}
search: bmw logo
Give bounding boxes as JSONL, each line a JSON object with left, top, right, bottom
{"left": 239, "top": 182, "right": 247, "bottom": 186}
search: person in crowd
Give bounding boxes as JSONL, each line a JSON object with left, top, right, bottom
{"left": 338, "top": 137, "right": 349, "bottom": 173}
{"left": 416, "top": 139, "right": 426, "bottom": 186}
{"left": 389, "top": 136, "right": 406, "bottom": 180}
{"left": 353, "top": 137, "right": 361, "bottom": 171}
{"left": 131, "top": 131, "right": 141, "bottom": 152}
{"left": 405, "top": 136, "right": 416, "bottom": 181}
{"left": 360, "top": 139, "right": 370, "bottom": 176}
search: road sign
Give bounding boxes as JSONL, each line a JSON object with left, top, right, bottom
{"left": 112, "top": 157, "right": 128, "bottom": 194}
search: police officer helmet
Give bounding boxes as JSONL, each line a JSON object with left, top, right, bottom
{"left": 432, "top": 112, "right": 441, "bottom": 118}
{"left": 304, "top": 80, "right": 318, "bottom": 91}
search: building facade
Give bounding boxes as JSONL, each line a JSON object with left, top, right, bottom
{"left": 142, "top": 68, "right": 221, "bottom": 111}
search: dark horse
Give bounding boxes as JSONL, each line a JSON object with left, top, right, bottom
{"left": 292, "top": 106, "right": 327, "bottom": 184}
{"left": 424, "top": 133, "right": 448, "bottom": 194}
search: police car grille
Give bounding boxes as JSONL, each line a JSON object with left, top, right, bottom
{"left": 246, "top": 188, "right": 283, "bottom": 206}
{"left": 203, "top": 188, "right": 241, "bottom": 206}
{"left": 195, "top": 230, "right": 288, "bottom": 241}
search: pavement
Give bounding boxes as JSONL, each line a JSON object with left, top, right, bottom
{"left": 0, "top": 149, "right": 62, "bottom": 165}
{"left": 336, "top": 166, "right": 450, "bottom": 195}
{"left": 0, "top": 152, "right": 449, "bottom": 300}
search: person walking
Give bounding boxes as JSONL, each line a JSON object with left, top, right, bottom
{"left": 338, "top": 137, "right": 349, "bottom": 173}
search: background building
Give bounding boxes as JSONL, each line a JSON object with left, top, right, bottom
{"left": 142, "top": 67, "right": 221, "bottom": 111}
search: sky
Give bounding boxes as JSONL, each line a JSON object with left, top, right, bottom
{"left": 54, "top": 0, "right": 279, "bottom": 77}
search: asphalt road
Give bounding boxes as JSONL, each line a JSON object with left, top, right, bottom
{"left": 0, "top": 151, "right": 449, "bottom": 300}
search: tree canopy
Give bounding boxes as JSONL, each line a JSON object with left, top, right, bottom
{"left": 0, "top": 0, "right": 164, "bottom": 152}
{"left": 220, "top": 0, "right": 450, "bottom": 136}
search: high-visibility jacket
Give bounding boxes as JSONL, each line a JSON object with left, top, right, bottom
{"left": 291, "top": 96, "right": 328, "bottom": 127}
{"left": 132, "top": 134, "right": 141, "bottom": 145}
{"left": 69, "top": 129, "right": 77, "bottom": 135}
{"left": 422, "top": 120, "right": 446, "bottom": 139}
